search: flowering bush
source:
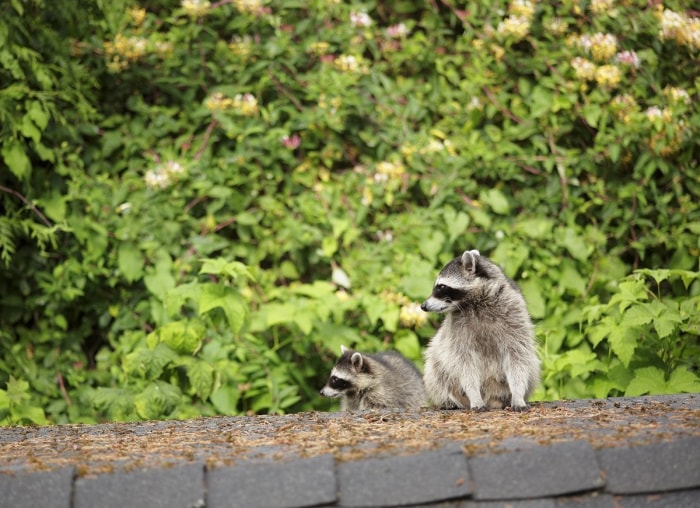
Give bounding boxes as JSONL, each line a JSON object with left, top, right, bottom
{"left": 1, "top": 0, "right": 698, "bottom": 423}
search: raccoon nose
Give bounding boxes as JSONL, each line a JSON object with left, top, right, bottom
{"left": 420, "top": 301, "right": 428, "bottom": 311}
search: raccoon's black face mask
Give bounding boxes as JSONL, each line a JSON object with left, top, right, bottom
{"left": 328, "top": 375, "right": 351, "bottom": 391}
{"left": 421, "top": 250, "right": 484, "bottom": 313}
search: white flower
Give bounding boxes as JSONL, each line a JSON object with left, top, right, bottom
{"left": 350, "top": 11, "right": 372, "bottom": 28}
{"left": 332, "top": 265, "right": 352, "bottom": 289}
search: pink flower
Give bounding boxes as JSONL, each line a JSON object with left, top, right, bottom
{"left": 614, "top": 50, "right": 640, "bottom": 68}
{"left": 386, "top": 23, "right": 409, "bottom": 38}
{"left": 281, "top": 134, "right": 301, "bottom": 149}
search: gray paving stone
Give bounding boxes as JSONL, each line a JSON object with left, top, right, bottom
{"left": 207, "top": 453, "right": 336, "bottom": 508}
{"left": 466, "top": 500, "right": 557, "bottom": 508}
{"left": 615, "top": 489, "right": 700, "bottom": 507}
{"left": 73, "top": 462, "right": 204, "bottom": 508}
{"left": 557, "top": 493, "right": 616, "bottom": 508}
{"left": 597, "top": 436, "right": 700, "bottom": 495}
{"left": 337, "top": 446, "right": 470, "bottom": 507}
{"left": 469, "top": 440, "right": 604, "bottom": 500}
{"left": 0, "top": 467, "right": 74, "bottom": 508}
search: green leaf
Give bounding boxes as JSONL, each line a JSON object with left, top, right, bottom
{"left": 418, "top": 231, "right": 445, "bottom": 264}
{"left": 27, "top": 101, "right": 49, "bottom": 130}
{"left": 480, "top": 189, "right": 510, "bottom": 215}
{"left": 381, "top": 307, "right": 400, "bottom": 333}
{"left": 443, "top": 207, "right": 470, "bottom": 244}
{"left": 520, "top": 279, "right": 546, "bottom": 319}
{"left": 652, "top": 300, "right": 682, "bottom": 338}
{"left": 491, "top": 240, "right": 529, "bottom": 278}
{"left": 6, "top": 376, "right": 29, "bottom": 404}
{"left": 134, "top": 381, "right": 182, "bottom": 420}
{"left": 582, "top": 104, "right": 602, "bottom": 128}
{"left": 609, "top": 279, "right": 648, "bottom": 313}
{"left": 623, "top": 304, "right": 654, "bottom": 327}
{"left": 211, "top": 385, "right": 240, "bottom": 415}
{"left": 559, "top": 227, "right": 589, "bottom": 261}
{"left": 101, "top": 130, "right": 122, "bottom": 158}
{"left": 608, "top": 327, "right": 638, "bottom": 367}
{"left": 147, "top": 319, "right": 205, "bottom": 355}
{"left": 625, "top": 366, "right": 667, "bottom": 396}
{"left": 118, "top": 244, "right": 144, "bottom": 283}
{"left": 144, "top": 253, "right": 175, "bottom": 300}
{"left": 666, "top": 368, "right": 700, "bottom": 394}
{"left": 198, "top": 284, "right": 247, "bottom": 334}
{"left": 20, "top": 114, "right": 41, "bottom": 143}
{"left": 2, "top": 139, "right": 31, "bottom": 180}
{"left": 588, "top": 315, "right": 617, "bottom": 348}
{"left": 165, "top": 282, "right": 201, "bottom": 317}
{"left": 186, "top": 359, "right": 215, "bottom": 399}
{"left": 514, "top": 217, "right": 554, "bottom": 239}
{"left": 394, "top": 330, "right": 421, "bottom": 362}
{"left": 123, "top": 343, "right": 178, "bottom": 380}
{"left": 199, "top": 258, "right": 253, "bottom": 281}
{"left": 561, "top": 349, "right": 598, "bottom": 378}
{"left": 12, "top": 405, "right": 49, "bottom": 425}
{"left": 363, "top": 295, "right": 388, "bottom": 327}
{"left": 560, "top": 262, "right": 587, "bottom": 296}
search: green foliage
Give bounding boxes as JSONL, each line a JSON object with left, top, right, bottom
{"left": 1, "top": 0, "right": 699, "bottom": 424}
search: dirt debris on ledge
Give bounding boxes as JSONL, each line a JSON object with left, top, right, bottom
{"left": 0, "top": 395, "right": 698, "bottom": 476}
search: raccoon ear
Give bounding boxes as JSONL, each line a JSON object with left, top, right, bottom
{"left": 461, "top": 249, "right": 480, "bottom": 274}
{"left": 340, "top": 345, "right": 348, "bottom": 354}
{"left": 350, "top": 352, "right": 364, "bottom": 371}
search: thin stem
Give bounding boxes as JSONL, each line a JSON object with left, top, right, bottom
{"left": 0, "top": 185, "right": 53, "bottom": 228}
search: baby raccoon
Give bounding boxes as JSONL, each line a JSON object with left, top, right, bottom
{"left": 320, "top": 346, "right": 426, "bottom": 411}
{"left": 421, "top": 249, "right": 540, "bottom": 411}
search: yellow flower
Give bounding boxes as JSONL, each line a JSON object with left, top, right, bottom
{"left": 545, "top": 17, "right": 568, "bottom": 37}
{"left": 399, "top": 303, "right": 428, "bottom": 328}
{"left": 233, "top": 0, "right": 263, "bottom": 15}
{"left": 154, "top": 41, "right": 174, "bottom": 57}
{"left": 497, "top": 15, "right": 531, "bottom": 39}
{"left": 129, "top": 7, "right": 147, "bottom": 26}
{"left": 361, "top": 186, "right": 373, "bottom": 206}
{"left": 663, "top": 86, "right": 691, "bottom": 105}
{"left": 381, "top": 290, "right": 410, "bottom": 306}
{"left": 594, "top": 65, "right": 621, "bottom": 89}
{"left": 333, "top": 54, "right": 369, "bottom": 74}
{"left": 375, "top": 161, "right": 405, "bottom": 180}
{"left": 589, "top": 33, "right": 617, "bottom": 62}
{"left": 229, "top": 36, "right": 253, "bottom": 57}
{"left": 181, "top": 0, "right": 210, "bottom": 18}
{"left": 508, "top": 0, "right": 535, "bottom": 21}
{"left": 571, "top": 57, "right": 597, "bottom": 81}
{"left": 309, "top": 41, "right": 331, "bottom": 55}
{"left": 104, "top": 34, "right": 148, "bottom": 65}
{"left": 611, "top": 94, "right": 638, "bottom": 123}
{"left": 490, "top": 44, "right": 505, "bottom": 61}
{"left": 205, "top": 92, "right": 234, "bottom": 112}
{"left": 233, "top": 93, "right": 259, "bottom": 116}
{"left": 589, "top": 0, "right": 614, "bottom": 16}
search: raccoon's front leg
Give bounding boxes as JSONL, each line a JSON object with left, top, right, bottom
{"left": 460, "top": 375, "right": 486, "bottom": 411}
{"left": 424, "top": 359, "right": 468, "bottom": 409}
{"left": 505, "top": 364, "right": 530, "bottom": 411}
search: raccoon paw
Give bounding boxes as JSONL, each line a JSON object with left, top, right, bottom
{"left": 470, "top": 405, "right": 488, "bottom": 413}
{"left": 509, "top": 404, "right": 529, "bottom": 412}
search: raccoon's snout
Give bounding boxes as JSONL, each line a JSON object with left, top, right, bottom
{"left": 420, "top": 301, "right": 429, "bottom": 311}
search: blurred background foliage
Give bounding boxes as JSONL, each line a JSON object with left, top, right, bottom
{"left": 1, "top": 0, "right": 698, "bottom": 424}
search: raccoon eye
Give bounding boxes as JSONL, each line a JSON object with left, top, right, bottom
{"left": 435, "top": 284, "right": 446, "bottom": 291}
{"left": 329, "top": 375, "right": 351, "bottom": 390}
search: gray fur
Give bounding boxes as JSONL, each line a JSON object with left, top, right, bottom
{"left": 320, "top": 345, "right": 427, "bottom": 411}
{"left": 421, "top": 249, "right": 540, "bottom": 411}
